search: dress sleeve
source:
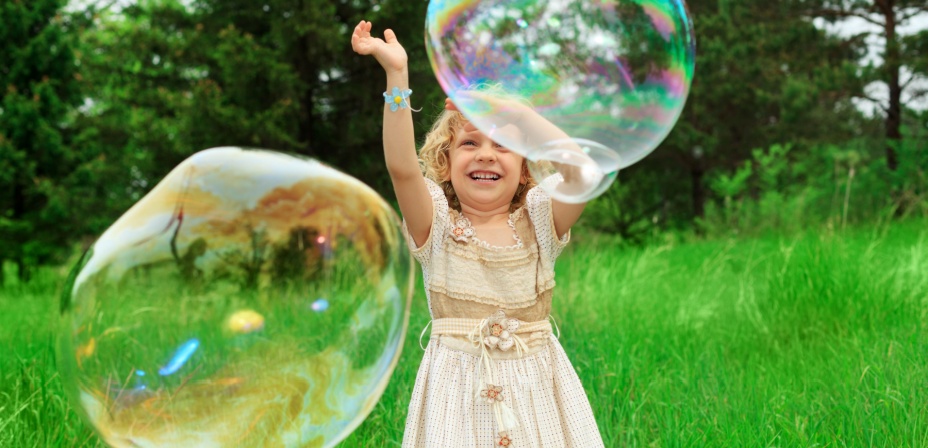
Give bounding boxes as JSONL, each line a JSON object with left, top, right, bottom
{"left": 402, "top": 178, "right": 449, "bottom": 268}
{"left": 526, "top": 179, "right": 570, "bottom": 264}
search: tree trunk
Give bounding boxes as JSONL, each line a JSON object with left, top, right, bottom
{"left": 12, "top": 180, "right": 27, "bottom": 282}
{"left": 294, "top": 3, "right": 316, "bottom": 158}
{"left": 298, "top": 77, "right": 316, "bottom": 157}
{"left": 691, "top": 166, "right": 706, "bottom": 218}
{"left": 883, "top": 0, "right": 901, "bottom": 171}
{"left": 16, "top": 257, "right": 30, "bottom": 283}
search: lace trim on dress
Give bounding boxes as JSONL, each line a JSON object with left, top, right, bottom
{"left": 429, "top": 283, "right": 539, "bottom": 309}
{"left": 448, "top": 208, "right": 524, "bottom": 250}
{"left": 443, "top": 243, "right": 537, "bottom": 267}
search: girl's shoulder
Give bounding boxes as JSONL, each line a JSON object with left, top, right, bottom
{"left": 524, "top": 184, "right": 553, "bottom": 224}
{"left": 422, "top": 177, "right": 445, "bottom": 199}
{"left": 523, "top": 183, "right": 570, "bottom": 261}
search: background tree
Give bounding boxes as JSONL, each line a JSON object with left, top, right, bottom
{"left": 803, "top": 0, "right": 928, "bottom": 170}
{"left": 72, "top": 0, "right": 441, "bottom": 204}
{"left": 2, "top": 0, "right": 925, "bottom": 278}
{"left": 0, "top": 0, "right": 83, "bottom": 280}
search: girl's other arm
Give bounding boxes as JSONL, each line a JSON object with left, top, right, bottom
{"left": 551, "top": 199, "right": 586, "bottom": 241}
{"left": 351, "top": 21, "right": 433, "bottom": 246}
{"left": 499, "top": 105, "right": 586, "bottom": 238}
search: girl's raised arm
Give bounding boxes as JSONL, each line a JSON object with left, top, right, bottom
{"left": 351, "top": 21, "right": 433, "bottom": 247}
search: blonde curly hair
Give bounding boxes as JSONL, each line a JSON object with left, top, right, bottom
{"left": 418, "top": 86, "right": 541, "bottom": 212}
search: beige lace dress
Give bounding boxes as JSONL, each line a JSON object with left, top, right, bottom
{"left": 401, "top": 179, "right": 604, "bottom": 448}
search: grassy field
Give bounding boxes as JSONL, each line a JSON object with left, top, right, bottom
{"left": 2, "top": 220, "right": 927, "bottom": 447}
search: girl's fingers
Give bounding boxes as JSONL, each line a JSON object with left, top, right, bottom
{"left": 384, "top": 29, "right": 397, "bottom": 44}
{"left": 353, "top": 20, "right": 371, "bottom": 38}
{"left": 351, "top": 20, "right": 375, "bottom": 53}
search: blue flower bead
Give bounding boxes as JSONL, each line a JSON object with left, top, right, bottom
{"left": 384, "top": 86, "right": 412, "bottom": 112}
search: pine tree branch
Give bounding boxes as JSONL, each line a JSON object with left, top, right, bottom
{"left": 86, "top": 0, "right": 120, "bottom": 13}
{"left": 908, "top": 88, "right": 928, "bottom": 102}
{"left": 901, "top": 73, "right": 923, "bottom": 90}
{"left": 854, "top": 93, "right": 890, "bottom": 112}
{"left": 899, "top": 6, "right": 928, "bottom": 22}
{"left": 812, "top": 8, "right": 885, "bottom": 27}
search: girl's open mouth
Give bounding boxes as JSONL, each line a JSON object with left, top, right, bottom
{"left": 469, "top": 171, "right": 500, "bottom": 182}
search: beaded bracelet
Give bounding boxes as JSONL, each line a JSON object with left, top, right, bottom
{"left": 384, "top": 87, "right": 421, "bottom": 112}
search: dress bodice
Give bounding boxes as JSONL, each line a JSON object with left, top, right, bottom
{"left": 404, "top": 179, "right": 569, "bottom": 321}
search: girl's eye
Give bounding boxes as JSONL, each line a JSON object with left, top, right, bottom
{"left": 462, "top": 140, "right": 477, "bottom": 147}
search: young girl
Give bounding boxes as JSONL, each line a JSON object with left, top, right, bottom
{"left": 352, "top": 20, "right": 605, "bottom": 447}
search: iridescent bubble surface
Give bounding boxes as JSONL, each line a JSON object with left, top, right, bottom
{"left": 57, "top": 147, "right": 413, "bottom": 448}
{"left": 426, "top": 0, "right": 695, "bottom": 202}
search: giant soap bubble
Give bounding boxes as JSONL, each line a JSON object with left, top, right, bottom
{"left": 57, "top": 148, "right": 413, "bottom": 447}
{"left": 426, "top": 0, "right": 695, "bottom": 202}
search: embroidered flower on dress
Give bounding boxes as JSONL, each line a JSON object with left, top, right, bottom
{"left": 383, "top": 87, "right": 412, "bottom": 112}
{"left": 497, "top": 433, "right": 513, "bottom": 446}
{"left": 480, "top": 384, "right": 504, "bottom": 404}
{"left": 484, "top": 310, "right": 520, "bottom": 351}
{"left": 450, "top": 217, "right": 476, "bottom": 242}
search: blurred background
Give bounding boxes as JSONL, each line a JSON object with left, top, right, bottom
{"left": 0, "top": 0, "right": 926, "bottom": 280}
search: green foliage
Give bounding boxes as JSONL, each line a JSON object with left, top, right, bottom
{"left": 8, "top": 0, "right": 442, "bottom": 284}
{"left": 709, "top": 159, "right": 752, "bottom": 200}
{"left": 0, "top": 0, "right": 85, "bottom": 281}
{"left": 697, "top": 127, "right": 927, "bottom": 237}
{"left": 63, "top": 0, "right": 440, "bottom": 243}
{"left": 905, "top": 28, "right": 928, "bottom": 75}
{"left": 0, "top": 0, "right": 925, "bottom": 276}
{"left": 885, "top": 127, "right": 928, "bottom": 215}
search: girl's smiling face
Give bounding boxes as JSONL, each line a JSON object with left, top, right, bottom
{"left": 446, "top": 121, "right": 526, "bottom": 213}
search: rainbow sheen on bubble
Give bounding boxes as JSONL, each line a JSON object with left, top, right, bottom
{"left": 426, "top": 0, "right": 695, "bottom": 202}
{"left": 57, "top": 148, "right": 413, "bottom": 448}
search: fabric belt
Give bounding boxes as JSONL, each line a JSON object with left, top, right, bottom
{"left": 432, "top": 317, "right": 553, "bottom": 337}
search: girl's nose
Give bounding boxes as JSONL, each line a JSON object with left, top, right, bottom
{"left": 475, "top": 143, "right": 497, "bottom": 162}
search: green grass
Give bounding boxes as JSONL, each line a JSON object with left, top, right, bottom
{"left": 2, "top": 220, "right": 927, "bottom": 447}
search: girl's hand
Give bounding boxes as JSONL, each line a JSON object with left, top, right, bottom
{"left": 351, "top": 20, "right": 408, "bottom": 75}
{"left": 444, "top": 95, "right": 529, "bottom": 128}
